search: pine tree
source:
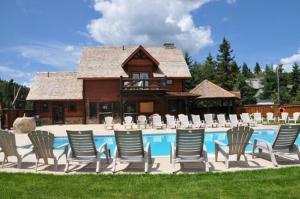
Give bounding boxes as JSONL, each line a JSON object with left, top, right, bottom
{"left": 183, "top": 52, "right": 196, "bottom": 91}
{"left": 254, "top": 62, "right": 261, "bottom": 75}
{"left": 216, "top": 37, "right": 235, "bottom": 90}
{"left": 242, "top": 63, "right": 253, "bottom": 78}
{"left": 260, "top": 65, "right": 277, "bottom": 100}
{"left": 202, "top": 53, "right": 216, "bottom": 81}
{"left": 236, "top": 74, "right": 257, "bottom": 105}
{"left": 184, "top": 51, "right": 193, "bottom": 70}
{"left": 290, "top": 62, "right": 300, "bottom": 97}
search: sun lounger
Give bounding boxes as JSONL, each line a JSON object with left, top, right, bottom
{"left": 124, "top": 116, "right": 134, "bottom": 129}
{"left": 253, "top": 125, "right": 300, "bottom": 167}
{"left": 229, "top": 114, "right": 242, "bottom": 127}
{"left": 215, "top": 126, "right": 254, "bottom": 168}
{"left": 166, "top": 115, "right": 177, "bottom": 129}
{"left": 65, "top": 130, "right": 110, "bottom": 173}
{"left": 113, "top": 130, "right": 151, "bottom": 173}
{"left": 288, "top": 112, "right": 300, "bottom": 124}
{"left": 152, "top": 114, "right": 165, "bottom": 129}
{"left": 0, "top": 130, "right": 33, "bottom": 169}
{"left": 253, "top": 112, "right": 263, "bottom": 124}
{"left": 191, "top": 114, "right": 204, "bottom": 128}
{"left": 266, "top": 112, "right": 276, "bottom": 123}
{"left": 278, "top": 112, "right": 288, "bottom": 124}
{"left": 240, "top": 113, "right": 257, "bottom": 127}
{"left": 204, "top": 114, "right": 218, "bottom": 128}
{"left": 217, "top": 114, "right": 231, "bottom": 127}
{"left": 170, "top": 129, "right": 209, "bottom": 173}
{"left": 137, "top": 115, "right": 147, "bottom": 129}
{"left": 104, "top": 116, "right": 114, "bottom": 130}
{"left": 28, "top": 130, "right": 68, "bottom": 171}
{"left": 178, "top": 114, "right": 191, "bottom": 128}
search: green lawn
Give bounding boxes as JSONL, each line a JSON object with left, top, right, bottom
{"left": 1, "top": 167, "right": 300, "bottom": 199}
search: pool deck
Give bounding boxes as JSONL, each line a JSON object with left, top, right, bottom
{"left": 2, "top": 124, "right": 300, "bottom": 175}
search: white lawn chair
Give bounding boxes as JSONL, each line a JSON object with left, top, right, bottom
{"left": 266, "top": 112, "right": 276, "bottom": 123}
{"left": 178, "top": 114, "right": 191, "bottom": 129}
{"left": 191, "top": 114, "right": 204, "bottom": 128}
{"left": 104, "top": 116, "right": 114, "bottom": 130}
{"left": 152, "top": 114, "right": 165, "bottom": 129}
{"left": 170, "top": 129, "right": 209, "bottom": 173}
{"left": 113, "top": 130, "right": 151, "bottom": 173}
{"left": 253, "top": 112, "right": 263, "bottom": 124}
{"left": 288, "top": 112, "right": 300, "bottom": 124}
{"left": 124, "top": 116, "right": 134, "bottom": 129}
{"left": 217, "top": 114, "right": 231, "bottom": 127}
{"left": 65, "top": 130, "right": 110, "bottom": 173}
{"left": 240, "top": 113, "right": 257, "bottom": 127}
{"left": 166, "top": 115, "right": 177, "bottom": 129}
{"left": 253, "top": 125, "right": 300, "bottom": 167}
{"left": 278, "top": 112, "right": 288, "bottom": 123}
{"left": 229, "top": 114, "right": 242, "bottom": 127}
{"left": 204, "top": 114, "right": 218, "bottom": 128}
{"left": 0, "top": 130, "right": 33, "bottom": 169}
{"left": 137, "top": 115, "right": 147, "bottom": 129}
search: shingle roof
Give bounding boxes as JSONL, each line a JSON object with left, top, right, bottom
{"left": 189, "top": 80, "right": 240, "bottom": 99}
{"left": 78, "top": 46, "right": 191, "bottom": 78}
{"left": 26, "top": 72, "right": 82, "bottom": 100}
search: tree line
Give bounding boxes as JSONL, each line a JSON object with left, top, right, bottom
{"left": 184, "top": 37, "right": 300, "bottom": 105}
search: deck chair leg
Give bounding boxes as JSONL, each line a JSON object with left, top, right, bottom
{"left": 215, "top": 144, "right": 218, "bottom": 162}
{"left": 225, "top": 155, "right": 229, "bottom": 169}
{"left": 270, "top": 152, "right": 278, "bottom": 167}
{"left": 237, "top": 154, "right": 241, "bottom": 161}
{"left": 112, "top": 158, "right": 117, "bottom": 173}
{"left": 172, "top": 160, "right": 176, "bottom": 174}
{"left": 204, "top": 161, "right": 209, "bottom": 172}
{"left": 2, "top": 156, "right": 6, "bottom": 168}
{"left": 43, "top": 158, "right": 48, "bottom": 165}
{"left": 64, "top": 160, "right": 70, "bottom": 173}
{"left": 35, "top": 159, "right": 39, "bottom": 172}
{"left": 17, "top": 157, "right": 22, "bottom": 169}
{"left": 53, "top": 158, "right": 58, "bottom": 171}
{"left": 145, "top": 160, "right": 148, "bottom": 173}
{"left": 96, "top": 158, "right": 101, "bottom": 173}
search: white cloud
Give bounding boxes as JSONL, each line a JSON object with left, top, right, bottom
{"left": 87, "top": 0, "right": 213, "bottom": 54}
{"left": 9, "top": 42, "right": 82, "bottom": 70}
{"left": 227, "top": 0, "right": 236, "bottom": 4}
{"left": 279, "top": 48, "right": 300, "bottom": 72}
{"left": 0, "top": 65, "right": 34, "bottom": 86}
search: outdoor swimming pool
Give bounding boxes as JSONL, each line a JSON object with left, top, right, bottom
{"left": 54, "top": 129, "right": 296, "bottom": 157}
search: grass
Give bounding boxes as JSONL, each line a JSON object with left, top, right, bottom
{"left": 1, "top": 167, "right": 300, "bottom": 199}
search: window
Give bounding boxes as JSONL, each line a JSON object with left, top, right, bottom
{"left": 89, "top": 102, "right": 97, "bottom": 118}
{"left": 124, "top": 102, "right": 137, "bottom": 113}
{"left": 99, "top": 102, "right": 112, "bottom": 113}
{"left": 68, "top": 103, "right": 77, "bottom": 112}
{"left": 167, "top": 79, "right": 173, "bottom": 85}
{"left": 132, "top": 72, "right": 149, "bottom": 87}
{"left": 41, "top": 103, "right": 48, "bottom": 112}
{"left": 139, "top": 102, "right": 154, "bottom": 113}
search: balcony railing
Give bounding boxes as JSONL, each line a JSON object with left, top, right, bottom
{"left": 120, "top": 76, "right": 167, "bottom": 92}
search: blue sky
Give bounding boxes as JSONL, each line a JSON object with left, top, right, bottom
{"left": 0, "top": 0, "right": 300, "bottom": 85}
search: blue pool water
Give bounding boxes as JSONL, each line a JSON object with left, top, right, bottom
{"left": 54, "top": 130, "right": 298, "bottom": 157}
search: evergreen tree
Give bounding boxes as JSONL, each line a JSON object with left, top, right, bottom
{"left": 290, "top": 62, "right": 300, "bottom": 97}
{"left": 216, "top": 37, "right": 235, "bottom": 90}
{"left": 260, "top": 65, "right": 277, "bottom": 100}
{"left": 254, "top": 62, "right": 261, "bottom": 75}
{"left": 183, "top": 52, "right": 196, "bottom": 91}
{"left": 202, "top": 53, "right": 216, "bottom": 82}
{"left": 184, "top": 51, "right": 193, "bottom": 70}
{"left": 242, "top": 63, "right": 253, "bottom": 78}
{"left": 231, "top": 61, "right": 240, "bottom": 78}
{"left": 236, "top": 74, "right": 257, "bottom": 105}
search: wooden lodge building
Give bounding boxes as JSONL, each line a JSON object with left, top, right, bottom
{"left": 27, "top": 44, "right": 197, "bottom": 125}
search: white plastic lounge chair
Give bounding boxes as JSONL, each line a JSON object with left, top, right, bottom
{"left": 170, "top": 129, "right": 209, "bottom": 173}
{"left": 229, "top": 114, "right": 242, "bottom": 127}
{"left": 191, "top": 114, "right": 204, "bottom": 128}
{"left": 166, "top": 115, "right": 177, "bottom": 129}
{"left": 278, "top": 112, "right": 288, "bottom": 123}
{"left": 152, "top": 114, "right": 165, "bottom": 129}
{"left": 217, "top": 114, "right": 231, "bottom": 127}
{"left": 288, "top": 112, "right": 300, "bottom": 124}
{"left": 0, "top": 130, "right": 33, "bottom": 169}
{"left": 204, "top": 114, "right": 218, "bottom": 128}
{"left": 240, "top": 113, "right": 257, "bottom": 127}
{"left": 253, "top": 125, "right": 300, "bottom": 167}
{"left": 178, "top": 114, "right": 191, "bottom": 128}
{"left": 65, "top": 130, "right": 110, "bottom": 173}
{"left": 124, "top": 116, "right": 134, "bottom": 129}
{"left": 266, "top": 112, "right": 276, "bottom": 123}
{"left": 215, "top": 126, "right": 254, "bottom": 168}
{"left": 104, "top": 116, "right": 114, "bottom": 130}
{"left": 28, "top": 130, "right": 68, "bottom": 171}
{"left": 113, "top": 130, "right": 151, "bottom": 173}
{"left": 137, "top": 115, "right": 147, "bottom": 129}
{"left": 253, "top": 112, "right": 263, "bottom": 124}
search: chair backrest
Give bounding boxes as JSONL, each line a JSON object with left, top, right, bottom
{"left": 28, "top": 130, "right": 55, "bottom": 159}
{"left": 253, "top": 112, "right": 262, "bottom": 121}
{"left": 178, "top": 114, "right": 189, "bottom": 126}
{"left": 114, "top": 130, "right": 144, "bottom": 158}
{"left": 229, "top": 114, "right": 238, "bottom": 123}
{"left": 191, "top": 114, "right": 201, "bottom": 125}
{"left": 293, "top": 112, "right": 300, "bottom": 120}
{"left": 204, "top": 114, "right": 214, "bottom": 124}
{"left": 166, "top": 115, "right": 176, "bottom": 126}
{"left": 176, "top": 129, "right": 205, "bottom": 158}
{"left": 226, "top": 126, "right": 253, "bottom": 155}
{"left": 272, "top": 125, "right": 300, "bottom": 150}
{"left": 124, "top": 116, "right": 133, "bottom": 124}
{"left": 281, "top": 112, "right": 288, "bottom": 120}
{"left": 267, "top": 112, "right": 274, "bottom": 120}
{"left": 217, "top": 114, "right": 226, "bottom": 124}
{"left": 240, "top": 113, "right": 250, "bottom": 122}
{"left": 66, "top": 130, "right": 97, "bottom": 158}
{"left": 105, "top": 116, "right": 113, "bottom": 125}
{"left": 137, "top": 115, "right": 146, "bottom": 124}
{"left": 0, "top": 130, "right": 18, "bottom": 156}
{"left": 153, "top": 114, "right": 162, "bottom": 127}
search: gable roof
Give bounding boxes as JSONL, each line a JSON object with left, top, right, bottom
{"left": 78, "top": 46, "right": 191, "bottom": 79}
{"left": 189, "top": 80, "right": 240, "bottom": 99}
{"left": 26, "top": 72, "right": 82, "bottom": 100}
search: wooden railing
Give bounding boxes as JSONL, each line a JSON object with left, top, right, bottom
{"left": 120, "top": 76, "right": 167, "bottom": 91}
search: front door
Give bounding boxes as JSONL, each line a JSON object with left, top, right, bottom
{"left": 52, "top": 103, "right": 64, "bottom": 124}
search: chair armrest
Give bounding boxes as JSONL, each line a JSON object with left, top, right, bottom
{"left": 17, "top": 144, "right": 33, "bottom": 149}
{"left": 253, "top": 138, "right": 273, "bottom": 151}
{"left": 97, "top": 143, "right": 108, "bottom": 154}
{"left": 170, "top": 143, "right": 176, "bottom": 162}
{"left": 144, "top": 142, "right": 151, "bottom": 159}
{"left": 215, "top": 140, "right": 227, "bottom": 146}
